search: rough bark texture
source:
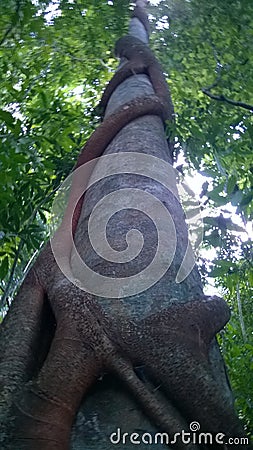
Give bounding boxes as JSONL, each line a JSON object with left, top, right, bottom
{"left": 0, "top": 1, "right": 250, "bottom": 450}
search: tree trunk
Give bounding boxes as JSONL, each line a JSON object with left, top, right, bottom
{"left": 0, "top": 1, "right": 249, "bottom": 450}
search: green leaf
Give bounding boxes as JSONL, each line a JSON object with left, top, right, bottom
{"left": 208, "top": 192, "right": 228, "bottom": 206}
{"left": 0, "top": 110, "right": 15, "bottom": 127}
{"left": 231, "top": 190, "right": 244, "bottom": 206}
{"left": 209, "top": 265, "right": 230, "bottom": 277}
{"left": 226, "top": 175, "right": 237, "bottom": 195}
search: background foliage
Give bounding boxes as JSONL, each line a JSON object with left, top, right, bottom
{"left": 0, "top": 0, "right": 252, "bottom": 434}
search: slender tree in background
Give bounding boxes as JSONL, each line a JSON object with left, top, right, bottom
{"left": 0, "top": 1, "right": 252, "bottom": 450}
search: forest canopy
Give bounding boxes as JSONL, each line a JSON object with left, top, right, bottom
{"left": 0, "top": 0, "right": 252, "bottom": 433}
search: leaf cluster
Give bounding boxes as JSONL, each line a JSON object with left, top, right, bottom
{"left": 0, "top": 0, "right": 128, "bottom": 305}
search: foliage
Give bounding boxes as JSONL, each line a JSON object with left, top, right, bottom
{"left": 152, "top": 0, "right": 253, "bottom": 222}
{"left": 0, "top": 0, "right": 129, "bottom": 305}
{"left": 216, "top": 240, "right": 253, "bottom": 433}
{"left": 0, "top": 0, "right": 252, "bottom": 430}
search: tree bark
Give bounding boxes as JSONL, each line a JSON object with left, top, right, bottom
{"left": 68, "top": 3, "right": 236, "bottom": 449}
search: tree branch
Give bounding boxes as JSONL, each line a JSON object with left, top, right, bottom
{"left": 0, "top": 239, "right": 24, "bottom": 308}
{"left": 236, "top": 282, "right": 247, "bottom": 343}
{"left": 202, "top": 42, "right": 253, "bottom": 112}
{"left": 0, "top": 0, "right": 21, "bottom": 46}
{"left": 202, "top": 88, "right": 253, "bottom": 112}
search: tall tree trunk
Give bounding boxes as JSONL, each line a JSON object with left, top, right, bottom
{"left": 0, "top": 1, "right": 249, "bottom": 450}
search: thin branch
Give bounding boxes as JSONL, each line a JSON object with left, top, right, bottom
{"left": 202, "top": 41, "right": 253, "bottom": 112}
{"left": 207, "top": 42, "right": 222, "bottom": 90}
{"left": 0, "top": 239, "right": 24, "bottom": 308}
{"left": 202, "top": 88, "right": 253, "bottom": 111}
{"left": 236, "top": 282, "right": 247, "bottom": 342}
{"left": 0, "top": 0, "right": 21, "bottom": 46}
